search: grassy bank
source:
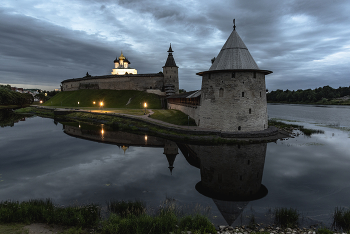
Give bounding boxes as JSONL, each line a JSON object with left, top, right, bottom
{"left": 150, "top": 109, "right": 197, "bottom": 126}
{"left": 42, "top": 90, "right": 162, "bottom": 109}
{"left": 0, "top": 199, "right": 216, "bottom": 234}
{"left": 268, "top": 118, "right": 324, "bottom": 136}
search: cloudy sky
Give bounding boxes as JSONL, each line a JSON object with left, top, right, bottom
{"left": 1, "top": 0, "right": 349, "bottom": 91}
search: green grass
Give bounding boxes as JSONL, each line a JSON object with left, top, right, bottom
{"left": 102, "top": 209, "right": 216, "bottom": 234}
{"left": 0, "top": 224, "right": 27, "bottom": 234}
{"left": 316, "top": 227, "right": 334, "bottom": 234}
{"left": 150, "top": 110, "right": 197, "bottom": 126}
{"left": 0, "top": 199, "right": 100, "bottom": 228}
{"left": 274, "top": 208, "right": 299, "bottom": 228}
{"left": 269, "top": 118, "right": 324, "bottom": 136}
{"left": 107, "top": 200, "right": 146, "bottom": 218}
{"left": 0, "top": 199, "right": 216, "bottom": 234}
{"left": 42, "top": 90, "right": 162, "bottom": 109}
{"left": 332, "top": 207, "right": 350, "bottom": 231}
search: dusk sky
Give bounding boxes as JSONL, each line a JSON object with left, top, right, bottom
{"left": 1, "top": 0, "right": 349, "bottom": 91}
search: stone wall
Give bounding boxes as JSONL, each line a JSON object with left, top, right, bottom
{"left": 198, "top": 71, "right": 268, "bottom": 132}
{"left": 62, "top": 74, "right": 165, "bottom": 92}
{"left": 168, "top": 103, "right": 200, "bottom": 124}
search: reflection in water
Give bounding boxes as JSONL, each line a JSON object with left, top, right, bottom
{"left": 63, "top": 122, "right": 268, "bottom": 226}
{"left": 0, "top": 109, "right": 29, "bottom": 127}
{"left": 63, "top": 123, "right": 178, "bottom": 174}
{"left": 180, "top": 143, "right": 268, "bottom": 226}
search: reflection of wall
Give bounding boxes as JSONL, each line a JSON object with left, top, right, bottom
{"left": 188, "top": 143, "right": 267, "bottom": 226}
{"left": 63, "top": 125, "right": 165, "bottom": 147}
{"left": 194, "top": 144, "right": 267, "bottom": 197}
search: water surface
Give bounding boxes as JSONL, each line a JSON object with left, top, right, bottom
{"left": 0, "top": 104, "right": 349, "bottom": 227}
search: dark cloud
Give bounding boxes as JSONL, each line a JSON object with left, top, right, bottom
{"left": 0, "top": 0, "right": 349, "bottom": 91}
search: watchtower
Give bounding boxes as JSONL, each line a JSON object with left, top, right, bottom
{"left": 196, "top": 20, "right": 272, "bottom": 132}
{"left": 163, "top": 44, "right": 179, "bottom": 95}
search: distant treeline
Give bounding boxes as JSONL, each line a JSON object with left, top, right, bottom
{"left": 0, "top": 85, "right": 34, "bottom": 106}
{"left": 267, "top": 85, "right": 350, "bottom": 103}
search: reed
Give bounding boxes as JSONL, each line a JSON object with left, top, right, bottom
{"left": 0, "top": 199, "right": 100, "bottom": 228}
{"left": 274, "top": 208, "right": 299, "bottom": 228}
{"left": 332, "top": 207, "right": 350, "bottom": 231}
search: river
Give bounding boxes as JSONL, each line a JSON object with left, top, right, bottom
{"left": 0, "top": 104, "right": 349, "bottom": 227}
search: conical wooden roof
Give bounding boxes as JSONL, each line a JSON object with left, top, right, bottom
{"left": 209, "top": 30, "right": 259, "bottom": 70}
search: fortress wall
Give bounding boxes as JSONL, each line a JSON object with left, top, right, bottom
{"left": 62, "top": 75, "right": 164, "bottom": 92}
{"left": 168, "top": 103, "right": 200, "bottom": 124}
{"left": 198, "top": 71, "right": 268, "bottom": 132}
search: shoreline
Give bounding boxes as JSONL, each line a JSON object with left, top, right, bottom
{"left": 30, "top": 105, "right": 290, "bottom": 143}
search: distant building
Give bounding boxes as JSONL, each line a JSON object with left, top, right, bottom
{"left": 61, "top": 46, "right": 179, "bottom": 96}
{"left": 111, "top": 51, "right": 137, "bottom": 75}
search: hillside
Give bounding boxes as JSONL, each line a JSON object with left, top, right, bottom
{"left": 42, "top": 90, "right": 163, "bottom": 109}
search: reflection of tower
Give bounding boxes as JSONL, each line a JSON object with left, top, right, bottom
{"left": 191, "top": 143, "right": 268, "bottom": 226}
{"left": 121, "top": 145, "right": 129, "bottom": 154}
{"left": 163, "top": 140, "right": 179, "bottom": 175}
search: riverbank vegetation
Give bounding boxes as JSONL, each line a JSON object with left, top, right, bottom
{"left": 267, "top": 85, "right": 350, "bottom": 105}
{"left": 0, "top": 199, "right": 216, "bottom": 234}
{"left": 268, "top": 118, "right": 324, "bottom": 136}
{"left": 42, "top": 90, "right": 162, "bottom": 109}
{"left": 1, "top": 200, "right": 350, "bottom": 233}
{"left": 0, "top": 86, "right": 33, "bottom": 108}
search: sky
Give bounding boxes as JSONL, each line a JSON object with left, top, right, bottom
{"left": 0, "top": 0, "right": 349, "bottom": 92}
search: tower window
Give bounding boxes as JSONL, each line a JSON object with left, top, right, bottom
{"left": 219, "top": 88, "right": 224, "bottom": 97}
{"left": 249, "top": 108, "right": 251, "bottom": 114}
{"left": 260, "top": 92, "right": 262, "bottom": 97}
{"left": 240, "top": 175, "right": 243, "bottom": 181}
{"left": 248, "top": 160, "right": 250, "bottom": 165}
{"left": 232, "top": 72, "right": 235, "bottom": 78}
{"left": 238, "top": 126, "right": 241, "bottom": 131}
{"left": 242, "top": 92, "right": 244, "bottom": 97}
{"left": 253, "top": 72, "right": 256, "bottom": 78}
{"left": 208, "top": 74, "right": 211, "bottom": 79}
{"left": 170, "top": 75, "right": 171, "bottom": 78}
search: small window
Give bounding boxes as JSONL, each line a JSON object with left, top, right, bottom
{"left": 170, "top": 75, "right": 171, "bottom": 78}
{"left": 249, "top": 108, "right": 251, "bottom": 114}
{"left": 247, "top": 160, "right": 250, "bottom": 165}
{"left": 232, "top": 72, "right": 235, "bottom": 78}
{"left": 260, "top": 91, "right": 262, "bottom": 97}
{"left": 242, "top": 92, "right": 244, "bottom": 97}
{"left": 150, "top": 86, "right": 152, "bottom": 89}
{"left": 253, "top": 72, "right": 256, "bottom": 78}
{"left": 238, "top": 126, "right": 241, "bottom": 130}
{"left": 240, "top": 175, "right": 243, "bottom": 181}
{"left": 208, "top": 74, "right": 211, "bottom": 79}
{"left": 219, "top": 88, "right": 224, "bottom": 97}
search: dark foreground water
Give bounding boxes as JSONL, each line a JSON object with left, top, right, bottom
{"left": 0, "top": 104, "right": 350, "bottom": 227}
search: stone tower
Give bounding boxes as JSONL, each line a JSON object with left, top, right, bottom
{"left": 196, "top": 21, "right": 272, "bottom": 132}
{"left": 163, "top": 44, "right": 179, "bottom": 95}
